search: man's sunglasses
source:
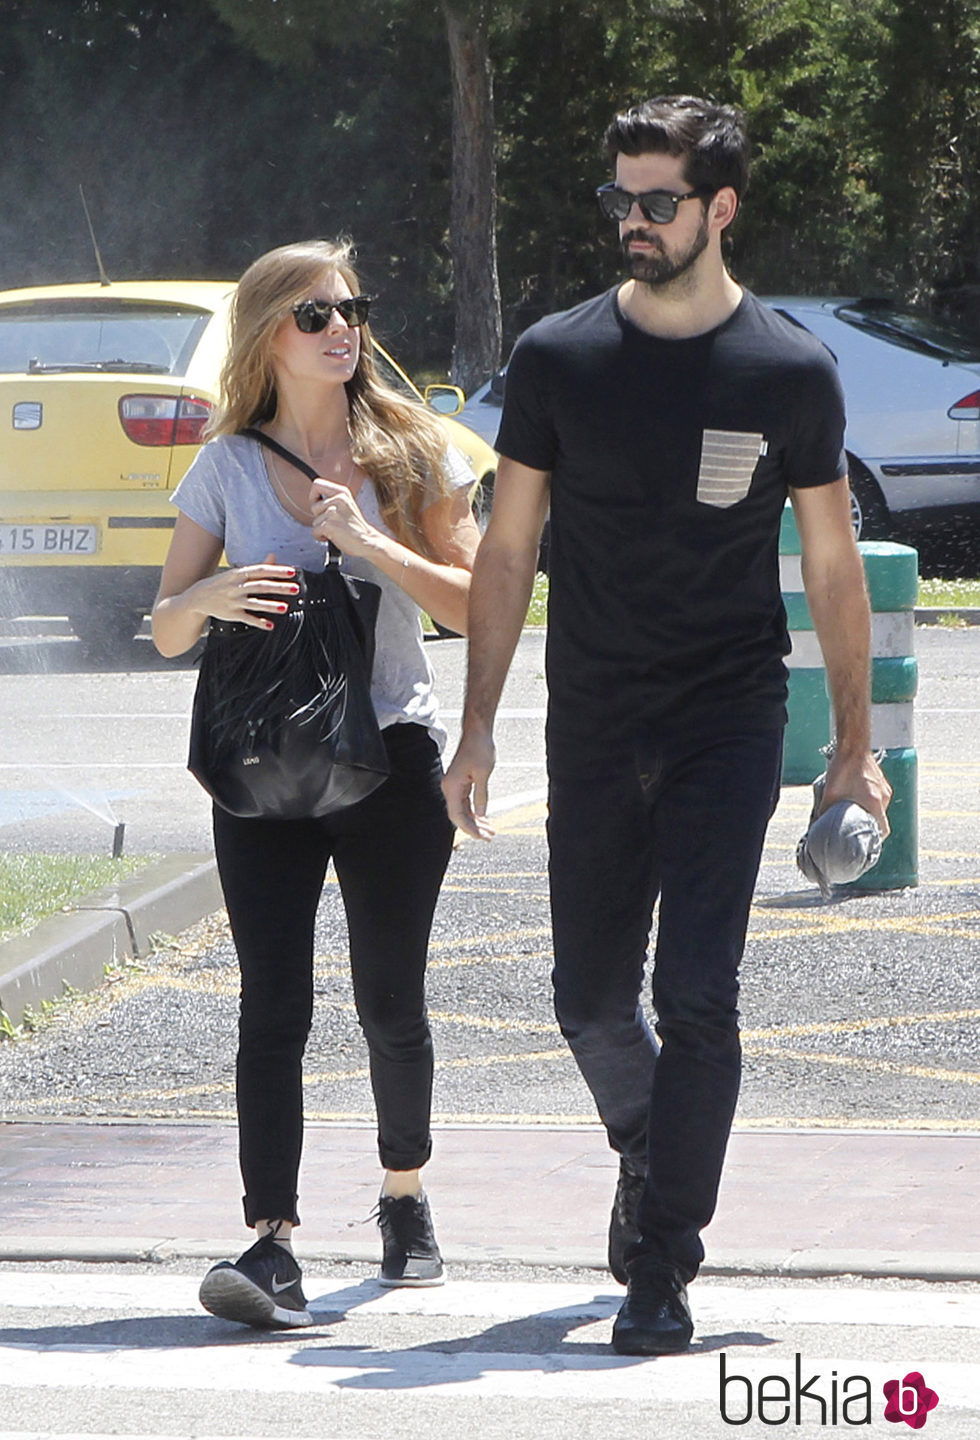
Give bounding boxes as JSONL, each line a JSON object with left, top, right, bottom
{"left": 291, "top": 295, "right": 373, "bottom": 332}
{"left": 596, "top": 183, "right": 714, "bottom": 225}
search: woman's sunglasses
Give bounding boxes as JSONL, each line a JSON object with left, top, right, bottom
{"left": 291, "top": 295, "right": 373, "bottom": 332}
{"left": 596, "top": 183, "right": 714, "bottom": 225}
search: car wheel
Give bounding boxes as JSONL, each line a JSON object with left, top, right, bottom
{"left": 847, "top": 456, "right": 890, "bottom": 541}
{"left": 69, "top": 606, "right": 144, "bottom": 656}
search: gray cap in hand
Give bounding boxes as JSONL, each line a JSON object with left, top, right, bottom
{"left": 796, "top": 798, "right": 883, "bottom": 898}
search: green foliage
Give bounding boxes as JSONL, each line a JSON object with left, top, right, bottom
{"left": 0, "top": 981, "right": 85, "bottom": 1044}
{"left": 1, "top": 0, "right": 979, "bottom": 368}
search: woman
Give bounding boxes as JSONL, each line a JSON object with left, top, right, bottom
{"left": 152, "top": 239, "right": 480, "bottom": 1328}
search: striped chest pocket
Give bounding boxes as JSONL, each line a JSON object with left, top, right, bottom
{"left": 696, "top": 429, "right": 767, "bottom": 508}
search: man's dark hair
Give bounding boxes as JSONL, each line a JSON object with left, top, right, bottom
{"left": 604, "top": 95, "right": 750, "bottom": 201}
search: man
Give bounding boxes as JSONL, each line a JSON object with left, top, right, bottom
{"left": 443, "top": 95, "right": 891, "bottom": 1356}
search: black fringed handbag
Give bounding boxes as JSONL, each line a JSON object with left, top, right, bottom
{"left": 187, "top": 430, "right": 390, "bottom": 820}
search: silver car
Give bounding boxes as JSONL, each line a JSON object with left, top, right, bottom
{"left": 766, "top": 297, "right": 980, "bottom": 545}
{"left": 458, "top": 368, "right": 505, "bottom": 451}
{"left": 467, "top": 300, "right": 980, "bottom": 555}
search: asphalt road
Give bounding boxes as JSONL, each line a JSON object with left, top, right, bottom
{"left": 0, "top": 624, "right": 977, "bottom": 1132}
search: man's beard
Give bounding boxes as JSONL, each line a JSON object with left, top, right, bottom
{"left": 622, "top": 213, "right": 710, "bottom": 287}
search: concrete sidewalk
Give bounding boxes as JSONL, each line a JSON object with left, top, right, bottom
{"left": 0, "top": 1119, "right": 975, "bottom": 1282}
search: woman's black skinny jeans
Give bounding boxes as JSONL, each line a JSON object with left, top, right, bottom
{"left": 212, "top": 723, "right": 454, "bottom": 1228}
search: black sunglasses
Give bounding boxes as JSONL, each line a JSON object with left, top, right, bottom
{"left": 291, "top": 295, "right": 373, "bottom": 332}
{"left": 596, "top": 183, "right": 714, "bottom": 225}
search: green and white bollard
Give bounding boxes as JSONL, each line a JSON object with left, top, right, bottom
{"left": 843, "top": 540, "right": 919, "bottom": 891}
{"left": 779, "top": 503, "right": 918, "bottom": 891}
{"left": 780, "top": 503, "right": 831, "bottom": 784}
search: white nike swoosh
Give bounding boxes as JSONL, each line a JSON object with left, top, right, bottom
{"left": 271, "top": 1276, "right": 295, "bottom": 1294}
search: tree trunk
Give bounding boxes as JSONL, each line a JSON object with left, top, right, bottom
{"left": 442, "top": 0, "right": 501, "bottom": 392}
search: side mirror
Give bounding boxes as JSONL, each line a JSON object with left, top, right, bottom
{"left": 424, "top": 384, "right": 465, "bottom": 416}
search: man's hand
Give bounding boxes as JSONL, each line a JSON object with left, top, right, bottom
{"left": 442, "top": 731, "right": 497, "bottom": 840}
{"left": 819, "top": 747, "right": 892, "bottom": 839}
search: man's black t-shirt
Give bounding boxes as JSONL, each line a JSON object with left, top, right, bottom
{"left": 495, "top": 287, "right": 847, "bottom": 772}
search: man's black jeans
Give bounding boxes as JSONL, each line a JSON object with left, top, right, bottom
{"left": 212, "top": 723, "right": 454, "bottom": 1228}
{"left": 548, "top": 726, "right": 784, "bottom": 1282}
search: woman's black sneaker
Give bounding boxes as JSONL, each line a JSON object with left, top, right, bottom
{"left": 377, "top": 1191, "right": 445, "bottom": 1286}
{"left": 199, "top": 1232, "right": 313, "bottom": 1328}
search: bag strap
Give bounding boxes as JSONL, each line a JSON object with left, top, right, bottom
{"left": 241, "top": 426, "right": 342, "bottom": 566}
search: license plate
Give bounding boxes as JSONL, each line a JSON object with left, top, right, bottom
{"left": 0, "top": 523, "right": 99, "bottom": 555}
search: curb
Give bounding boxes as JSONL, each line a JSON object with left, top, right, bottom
{"left": 914, "top": 606, "right": 980, "bottom": 626}
{"left": 0, "top": 855, "right": 221, "bottom": 1028}
{"left": 0, "top": 1236, "right": 975, "bottom": 1283}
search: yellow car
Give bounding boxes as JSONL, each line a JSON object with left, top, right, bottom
{"left": 0, "top": 280, "right": 497, "bottom": 650}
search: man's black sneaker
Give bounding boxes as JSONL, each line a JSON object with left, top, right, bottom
{"left": 199, "top": 1232, "right": 313, "bottom": 1329}
{"left": 377, "top": 1191, "right": 445, "bottom": 1287}
{"left": 611, "top": 1255, "right": 694, "bottom": 1355}
{"left": 608, "top": 1157, "right": 646, "bottom": 1285}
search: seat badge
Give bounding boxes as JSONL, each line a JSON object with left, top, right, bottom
{"left": 13, "top": 402, "right": 42, "bottom": 430}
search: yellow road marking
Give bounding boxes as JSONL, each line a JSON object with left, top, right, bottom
{"left": 44, "top": 1006, "right": 980, "bottom": 1106}
{"left": 744, "top": 1045, "right": 980, "bottom": 1086}
{"left": 5, "top": 1101, "right": 978, "bottom": 1132}
{"left": 39, "top": 1047, "right": 579, "bottom": 1106}
{"left": 743, "top": 1007, "right": 980, "bottom": 1042}
{"left": 428, "top": 926, "right": 553, "bottom": 952}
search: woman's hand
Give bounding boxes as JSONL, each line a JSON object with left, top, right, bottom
{"left": 190, "top": 553, "right": 301, "bottom": 631}
{"left": 309, "top": 471, "right": 479, "bottom": 634}
{"left": 310, "top": 480, "right": 378, "bottom": 557}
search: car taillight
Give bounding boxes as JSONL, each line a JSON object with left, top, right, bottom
{"left": 119, "top": 395, "right": 213, "bottom": 445}
{"left": 948, "top": 390, "right": 980, "bottom": 421}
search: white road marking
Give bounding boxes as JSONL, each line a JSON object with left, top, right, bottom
{"left": 0, "top": 1273, "right": 976, "bottom": 1411}
{"left": 2, "top": 1271, "right": 979, "bottom": 1329}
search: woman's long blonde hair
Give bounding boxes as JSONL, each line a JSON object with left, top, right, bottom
{"left": 208, "top": 239, "right": 454, "bottom": 553}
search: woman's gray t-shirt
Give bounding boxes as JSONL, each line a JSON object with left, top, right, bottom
{"left": 171, "top": 432, "right": 473, "bottom": 751}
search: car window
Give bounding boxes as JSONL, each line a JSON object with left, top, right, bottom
{"left": 833, "top": 303, "right": 980, "bottom": 363}
{"left": 0, "top": 300, "right": 212, "bottom": 376}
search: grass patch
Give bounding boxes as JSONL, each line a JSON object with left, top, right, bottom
{"left": 917, "top": 577, "right": 980, "bottom": 609}
{"left": 430, "top": 573, "right": 976, "bottom": 641}
{"left": 422, "top": 571, "right": 550, "bottom": 636}
{"left": 0, "top": 854, "right": 150, "bottom": 943}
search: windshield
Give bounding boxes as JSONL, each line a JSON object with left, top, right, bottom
{"left": 371, "top": 343, "right": 422, "bottom": 402}
{"left": 0, "top": 300, "right": 212, "bottom": 376}
{"left": 834, "top": 303, "right": 980, "bottom": 363}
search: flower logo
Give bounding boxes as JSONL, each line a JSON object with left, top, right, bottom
{"left": 883, "top": 1371, "right": 939, "bottom": 1428}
